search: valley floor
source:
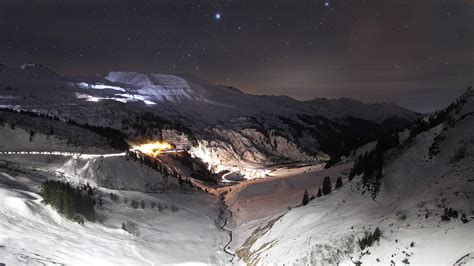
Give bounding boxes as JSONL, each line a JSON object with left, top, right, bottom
{"left": 218, "top": 162, "right": 352, "bottom": 256}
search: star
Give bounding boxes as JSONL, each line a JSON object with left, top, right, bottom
{"left": 324, "top": 2, "right": 329, "bottom": 7}
{"left": 215, "top": 13, "right": 221, "bottom": 20}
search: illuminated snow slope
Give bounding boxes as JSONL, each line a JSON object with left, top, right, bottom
{"left": 73, "top": 72, "right": 218, "bottom": 106}
{"left": 236, "top": 90, "right": 474, "bottom": 265}
{"left": 0, "top": 154, "right": 231, "bottom": 265}
{"left": 104, "top": 71, "right": 211, "bottom": 104}
{"left": 0, "top": 187, "right": 230, "bottom": 265}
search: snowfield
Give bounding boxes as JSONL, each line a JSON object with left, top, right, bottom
{"left": 0, "top": 187, "right": 230, "bottom": 265}
{"left": 104, "top": 72, "right": 211, "bottom": 104}
{"left": 0, "top": 155, "right": 232, "bottom": 265}
{"left": 234, "top": 89, "right": 474, "bottom": 265}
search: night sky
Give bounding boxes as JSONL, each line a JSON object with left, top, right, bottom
{"left": 0, "top": 0, "right": 472, "bottom": 112}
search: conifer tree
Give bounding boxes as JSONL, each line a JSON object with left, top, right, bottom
{"left": 335, "top": 176, "right": 343, "bottom": 189}
{"left": 301, "top": 190, "right": 309, "bottom": 206}
{"left": 29, "top": 129, "right": 35, "bottom": 142}
{"left": 322, "top": 176, "right": 332, "bottom": 195}
{"left": 316, "top": 188, "right": 322, "bottom": 197}
{"left": 122, "top": 222, "right": 127, "bottom": 232}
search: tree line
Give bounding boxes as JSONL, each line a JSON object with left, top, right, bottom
{"left": 127, "top": 151, "right": 217, "bottom": 189}
{"left": 0, "top": 107, "right": 129, "bottom": 151}
{"left": 301, "top": 176, "right": 343, "bottom": 206}
{"left": 409, "top": 86, "right": 471, "bottom": 139}
{"left": 349, "top": 133, "right": 399, "bottom": 200}
{"left": 120, "top": 112, "right": 197, "bottom": 144}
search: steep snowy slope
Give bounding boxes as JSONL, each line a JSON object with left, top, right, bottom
{"left": 236, "top": 88, "right": 474, "bottom": 265}
{"left": 0, "top": 110, "right": 116, "bottom": 153}
{"left": 0, "top": 151, "right": 231, "bottom": 265}
{"left": 0, "top": 64, "right": 422, "bottom": 178}
{"left": 0, "top": 186, "right": 230, "bottom": 265}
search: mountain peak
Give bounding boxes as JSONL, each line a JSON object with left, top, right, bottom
{"left": 102, "top": 71, "right": 211, "bottom": 104}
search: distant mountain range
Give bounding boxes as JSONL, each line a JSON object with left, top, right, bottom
{"left": 0, "top": 64, "right": 422, "bottom": 176}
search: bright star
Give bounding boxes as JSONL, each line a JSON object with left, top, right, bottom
{"left": 324, "top": 2, "right": 329, "bottom": 7}
{"left": 215, "top": 13, "right": 221, "bottom": 20}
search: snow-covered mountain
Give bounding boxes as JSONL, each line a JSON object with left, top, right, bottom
{"left": 235, "top": 88, "right": 474, "bottom": 265}
{"left": 0, "top": 63, "right": 471, "bottom": 265}
{"left": 0, "top": 109, "right": 232, "bottom": 264}
{"left": 0, "top": 64, "right": 421, "bottom": 177}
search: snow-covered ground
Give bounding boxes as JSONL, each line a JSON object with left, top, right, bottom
{"left": 209, "top": 162, "right": 351, "bottom": 260}
{"left": 0, "top": 153, "right": 232, "bottom": 265}
{"left": 233, "top": 90, "right": 474, "bottom": 265}
{"left": 0, "top": 187, "right": 230, "bottom": 265}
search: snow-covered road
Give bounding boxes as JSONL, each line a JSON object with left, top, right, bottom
{"left": 0, "top": 151, "right": 126, "bottom": 159}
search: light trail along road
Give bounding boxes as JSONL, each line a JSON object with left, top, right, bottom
{"left": 0, "top": 151, "right": 126, "bottom": 159}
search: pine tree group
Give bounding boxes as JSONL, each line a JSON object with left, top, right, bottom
{"left": 127, "top": 150, "right": 218, "bottom": 186}
{"left": 348, "top": 133, "right": 400, "bottom": 200}
{"left": 41, "top": 180, "right": 96, "bottom": 223}
{"left": 357, "top": 227, "right": 382, "bottom": 250}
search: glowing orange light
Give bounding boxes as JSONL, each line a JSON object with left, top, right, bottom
{"left": 131, "top": 141, "right": 173, "bottom": 157}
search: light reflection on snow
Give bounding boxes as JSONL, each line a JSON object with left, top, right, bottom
{"left": 75, "top": 92, "right": 156, "bottom": 105}
{"left": 189, "top": 141, "right": 271, "bottom": 180}
{"left": 73, "top": 72, "right": 215, "bottom": 106}
{"left": 75, "top": 93, "right": 102, "bottom": 102}
{"left": 104, "top": 72, "right": 211, "bottom": 104}
{"left": 73, "top": 81, "right": 158, "bottom": 105}
{"left": 0, "top": 95, "right": 18, "bottom": 100}
{"left": 76, "top": 82, "right": 127, "bottom": 92}
{"left": 0, "top": 105, "right": 21, "bottom": 110}
{"left": 114, "top": 93, "right": 156, "bottom": 105}
{"left": 19, "top": 63, "right": 35, "bottom": 70}
{"left": 130, "top": 141, "right": 174, "bottom": 157}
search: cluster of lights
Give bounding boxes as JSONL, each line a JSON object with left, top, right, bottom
{"left": 131, "top": 141, "right": 173, "bottom": 157}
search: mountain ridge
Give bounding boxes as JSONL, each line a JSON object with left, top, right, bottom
{"left": 0, "top": 64, "right": 422, "bottom": 178}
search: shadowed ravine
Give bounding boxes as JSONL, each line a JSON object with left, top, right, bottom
{"left": 219, "top": 193, "right": 236, "bottom": 262}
